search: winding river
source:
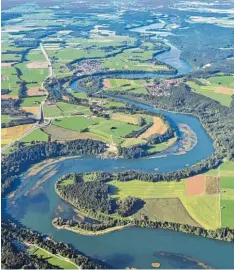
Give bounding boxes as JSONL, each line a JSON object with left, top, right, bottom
{"left": 4, "top": 34, "right": 234, "bottom": 269}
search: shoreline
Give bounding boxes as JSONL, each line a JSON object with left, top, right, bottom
{"left": 52, "top": 221, "right": 134, "bottom": 236}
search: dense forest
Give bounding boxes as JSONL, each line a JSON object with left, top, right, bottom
{"left": 1, "top": 220, "right": 108, "bottom": 269}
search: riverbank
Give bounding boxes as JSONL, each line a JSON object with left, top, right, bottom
{"left": 52, "top": 220, "right": 133, "bottom": 236}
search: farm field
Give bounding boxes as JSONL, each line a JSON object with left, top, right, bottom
{"left": 220, "top": 161, "right": 234, "bottom": 228}
{"left": 16, "top": 62, "right": 48, "bottom": 83}
{"left": 20, "top": 128, "right": 49, "bottom": 143}
{"left": 43, "top": 125, "right": 102, "bottom": 142}
{"left": 109, "top": 175, "right": 221, "bottom": 230}
{"left": 53, "top": 116, "right": 101, "bottom": 132}
{"left": 28, "top": 246, "right": 78, "bottom": 269}
{"left": 2, "top": 124, "right": 34, "bottom": 145}
{"left": 20, "top": 97, "right": 44, "bottom": 107}
{"left": 1, "top": 66, "right": 20, "bottom": 97}
{"left": 101, "top": 47, "right": 169, "bottom": 72}
{"left": 103, "top": 78, "right": 148, "bottom": 94}
{"left": 133, "top": 198, "right": 199, "bottom": 226}
{"left": 187, "top": 75, "right": 234, "bottom": 107}
{"left": 44, "top": 102, "right": 91, "bottom": 118}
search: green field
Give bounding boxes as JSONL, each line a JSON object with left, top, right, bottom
{"left": 28, "top": 246, "right": 78, "bottom": 269}
{"left": 21, "top": 129, "right": 49, "bottom": 143}
{"left": 187, "top": 75, "right": 234, "bottom": 107}
{"left": 101, "top": 47, "right": 169, "bottom": 72}
{"left": 2, "top": 53, "right": 21, "bottom": 62}
{"left": 1, "top": 114, "right": 14, "bottom": 124}
{"left": 16, "top": 62, "right": 48, "bottom": 83}
{"left": 1, "top": 66, "right": 20, "bottom": 96}
{"left": 104, "top": 78, "right": 148, "bottom": 94}
{"left": 133, "top": 198, "right": 199, "bottom": 226}
{"left": 109, "top": 180, "right": 185, "bottom": 199}
{"left": 220, "top": 161, "right": 234, "bottom": 228}
{"left": 53, "top": 116, "right": 101, "bottom": 132}
{"left": 180, "top": 195, "right": 220, "bottom": 230}
{"left": 109, "top": 179, "right": 220, "bottom": 229}
{"left": 21, "top": 97, "right": 44, "bottom": 107}
{"left": 44, "top": 102, "right": 91, "bottom": 118}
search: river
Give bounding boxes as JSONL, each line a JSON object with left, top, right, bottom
{"left": 4, "top": 27, "right": 234, "bottom": 269}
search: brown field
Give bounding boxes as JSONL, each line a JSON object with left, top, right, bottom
{"left": 1, "top": 94, "right": 18, "bottom": 99}
{"left": 27, "top": 87, "right": 46, "bottom": 96}
{"left": 103, "top": 79, "right": 111, "bottom": 88}
{"left": 22, "top": 107, "right": 39, "bottom": 116}
{"left": 186, "top": 175, "right": 206, "bottom": 196}
{"left": 111, "top": 113, "right": 139, "bottom": 125}
{"left": 43, "top": 125, "right": 102, "bottom": 141}
{"left": 26, "top": 61, "right": 48, "bottom": 69}
{"left": 2, "top": 124, "right": 34, "bottom": 145}
{"left": 215, "top": 87, "right": 234, "bottom": 95}
{"left": 1, "top": 62, "right": 17, "bottom": 67}
{"left": 139, "top": 117, "right": 167, "bottom": 139}
{"left": 62, "top": 95, "right": 69, "bottom": 101}
{"left": 205, "top": 176, "right": 220, "bottom": 194}
{"left": 132, "top": 198, "right": 200, "bottom": 226}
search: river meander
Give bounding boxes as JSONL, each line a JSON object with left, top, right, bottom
{"left": 4, "top": 33, "right": 234, "bottom": 269}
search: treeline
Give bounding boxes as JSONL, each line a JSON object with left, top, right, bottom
{"left": 1, "top": 219, "right": 108, "bottom": 269}
{"left": 1, "top": 236, "right": 56, "bottom": 269}
{"left": 2, "top": 117, "right": 36, "bottom": 128}
{"left": 53, "top": 208, "right": 234, "bottom": 243}
{"left": 1, "top": 140, "right": 107, "bottom": 196}
{"left": 57, "top": 176, "right": 144, "bottom": 217}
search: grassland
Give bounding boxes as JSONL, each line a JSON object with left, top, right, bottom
{"left": 187, "top": 75, "right": 234, "bottom": 107}
{"left": 103, "top": 78, "right": 148, "bottom": 94}
{"left": 20, "top": 129, "right": 49, "bottom": 143}
{"left": 1, "top": 66, "right": 20, "bottom": 97}
{"left": 109, "top": 180, "right": 185, "bottom": 199}
{"left": 28, "top": 246, "right": 78, "bottom": 269}
{"left": 44, "top": 102, "right": 91, "bottom": 118}
{"left": 180, "top": 195, "right": 220, "bottom": 230}
{"left": 21, "top": 97, "right": 44, "bottom": 107}
{"left": 16, "top": 62, "right": 48, "bottom": 83}
{"left": 220, "top": 161, "right": 234, "bottom": 228}
{"left": 101, "top": 47, "right": 169, "bottom": 72}
{"left": 43, "top": 125, "right": 102, "bottom": 142}
{"left": 132, "top": 198, "right": 199, "bottom": 226}
{"left": 109, "top": 178, "right": 221, "bottom": 230}
{"left": 53, "top": 116, "right": 101, "bottom": 132}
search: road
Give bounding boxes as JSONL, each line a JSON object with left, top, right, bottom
{"left": 2, "top": 43, "right": 54, "bottom": 154}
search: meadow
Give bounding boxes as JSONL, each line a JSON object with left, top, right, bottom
{"left": 109, "top": 177, "right": 221, "bottom": 230}
{"left": 101, "top": 47, "right": 169, "bottom": 72}
{"left": 28, "top": 246, "right": 78, "bottom": 269}
{"left": 1, "top": 66, "right": 20, "bottom": 97}
{"left": 103, "top": 78, "right": 148, "bottom": 94}
{"left": 187, "top": 75, "right": 234, "bottom": 107}
{"left": 21, "top": 128, "right": 49, "bottom": 143}
{"left": 220, "top": 161, "right": 234, "bottom": 228}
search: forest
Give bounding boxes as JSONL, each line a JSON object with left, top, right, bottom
{"left": 1, "top": 220, "right": 108, "bottom": 269}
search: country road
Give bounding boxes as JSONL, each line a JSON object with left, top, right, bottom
{"left": 2, "top": 43, "right": 54, "bottom": 154}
